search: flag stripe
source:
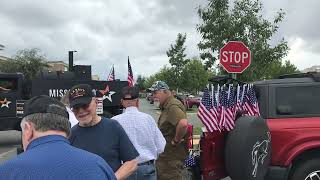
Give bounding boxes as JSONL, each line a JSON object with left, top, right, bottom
{"left": 128, "top": 57, "right": 134, "bottom": 87}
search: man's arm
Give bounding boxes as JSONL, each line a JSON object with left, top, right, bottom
{"left": 115, "top": 121, "right": 139, "bottom": 180}
{"left": 173, "top": 119, "right": 188, "bottom": 143}
{"left": 152, "top": 116, "right": 166, "bottom": 154}
{"left": 115, "top": 159, "right": 138, "bottom": 180}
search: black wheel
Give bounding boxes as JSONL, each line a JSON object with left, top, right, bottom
{"left": 291, "top": 158, "right": 320, "bottom": 180}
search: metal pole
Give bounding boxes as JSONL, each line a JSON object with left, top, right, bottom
{"left": 232, "top": 73, "right": 237, "bottom": 80}
{"left": 68, "top": 51, "right": 77, "bottom": 72}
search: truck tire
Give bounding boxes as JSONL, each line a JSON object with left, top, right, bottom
{"left": 225, "top": 116, "right": 272, "bottom": 180}
{"left": 290, "top": 158, "right": 320, "bottom": 180}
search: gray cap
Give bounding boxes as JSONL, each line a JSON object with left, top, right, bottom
{"left": 148, "top": 81, "right": 170, "bottom": 92}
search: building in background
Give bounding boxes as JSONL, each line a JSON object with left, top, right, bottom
{"left": 92, "top": 75, "right": 100, "bottom": 80}
{"left": 47, "top": 61, "right": 68, "bottom": 71}
{"left": 302, "top": 65, "right": 320, "bottom": 73}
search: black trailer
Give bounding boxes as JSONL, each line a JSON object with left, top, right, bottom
{"left": 0, "top": 69, "right": 127, "bottom": 131}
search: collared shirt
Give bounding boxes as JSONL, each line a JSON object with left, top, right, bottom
{"left": 0, "top": 135, "right": 116, "bottom": 180}
{"left": 113, "top": 106, "right": 166, "bottom": 163}
{"left": 158, "top": 96, "right": 188, "bottom": 160}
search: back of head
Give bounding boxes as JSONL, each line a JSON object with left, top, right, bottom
{"left": 121, "top": 86, "right": 139, "bottom": 108}
{"left": 23, "top": 95, "right": 71, "bottom": 136}
{"left": 122, "top": 86, "right": 139, "bottom": 100}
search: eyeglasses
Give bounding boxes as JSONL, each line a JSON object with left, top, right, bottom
{"left": 72, "top": 103, "right": 91, "bottom": 112}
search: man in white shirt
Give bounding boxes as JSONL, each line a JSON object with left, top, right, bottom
{"left": 113, "top": 86, "right": 166, "bottom": 180}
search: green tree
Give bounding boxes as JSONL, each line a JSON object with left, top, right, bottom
{"left": 265, "top": 60, "right": 299, "bottom": 79}
{"left": 181, "top": 58, "right": 211, "bottom": 94}
{"left": 0, "top": 48, "right": 49, "bottom": 80}
{"left": 166, "top": 33, "right": 190, "bottom": 90}
{"left": 154, "top": 66, "right": 177, "bottom": 90}
{"left": 144, "top": 74, "right": 158, "bottom": 89}
{"left": 135, "top": 75, "right": 146, "bottom": 91}
{"left": 144, "top": 66, "right": 176, "bottom": 90}
{"left": 197, "top": 0, "right": 289, "bottom": 81}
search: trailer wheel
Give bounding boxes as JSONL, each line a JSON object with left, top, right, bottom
{"left": 225, "top": 116, "right": 272, "bottom": 180}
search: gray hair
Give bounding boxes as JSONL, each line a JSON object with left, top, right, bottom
{"left": 21, "top": 113, "right": 71, "bottom": 136}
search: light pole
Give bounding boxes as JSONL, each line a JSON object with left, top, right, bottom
{"left": 68, "top": 50, "right": 77, "bottom": 72}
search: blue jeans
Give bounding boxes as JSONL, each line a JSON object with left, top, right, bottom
{"left": 127, "top": 163, "right": 156, "bottom": 180}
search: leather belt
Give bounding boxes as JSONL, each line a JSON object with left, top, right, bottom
{"left": 138, "top": 160, "right": 154, "bottom": 166}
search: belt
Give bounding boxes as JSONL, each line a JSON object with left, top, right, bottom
{"left": 138, "top": 160, "right": 154, "bottom": 166}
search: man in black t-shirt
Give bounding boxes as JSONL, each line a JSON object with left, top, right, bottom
{"left": 68, "top": 84, "right": 139, "bottom": 180}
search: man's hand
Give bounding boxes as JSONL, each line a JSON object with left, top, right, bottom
{"left": 173, "top": 119, "right": 188, "bottom": 145}
{"left": 115, "top": 159, "right": 138, "bottom": 180}
{"left": 171, "top": 138, "right": 184, "bottom": 146}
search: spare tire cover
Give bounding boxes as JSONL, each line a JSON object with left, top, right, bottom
{"left": 225, "top": 116, "right": 271, "bottom": 180}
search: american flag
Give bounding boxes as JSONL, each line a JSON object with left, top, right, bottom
{"left": 247, "top": 84, "right": 260, "bottom": 116}
{"left": 197, "top": 88, "right": 220, "bottom": 132}
{"left": 107, "top": 65, "right": 115, "bottom": 81}
{"left": 210, "top": 85, "right": 220, "bottom": 129}
{"left": 185, "top": 155, "right": 196, "bottom": 167}
{"left": 243, "top": 84, "right": 260, "bottom": 116}
{"left": 235, "top": 84, "right": 242, "bottom": 113}
{"left": 224, "top": 85, "right": 236, "bottom": 131}
{"left": 127, "top": 56, "right": 135, "bottom": 87}
{"left": 218, "top": 86, "right": 227, "bottom": 130}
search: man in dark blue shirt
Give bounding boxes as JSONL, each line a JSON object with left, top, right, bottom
{"left": 68, "top": 84, "right": 139, "bottom": 180}
{"left": 0, "top": 95, "right": 116, "bottom": 180}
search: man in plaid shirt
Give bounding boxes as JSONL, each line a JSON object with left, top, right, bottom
{"left": 113, "top": 86, "right": 166, "bottom": 180}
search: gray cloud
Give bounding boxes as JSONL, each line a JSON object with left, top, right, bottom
{"left": 0, "top": 0, "right": 319, "bottom": 80}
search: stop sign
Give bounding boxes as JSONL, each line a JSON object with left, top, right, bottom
{"left": 219, "top": 41, "right": 251, "bottom": 73}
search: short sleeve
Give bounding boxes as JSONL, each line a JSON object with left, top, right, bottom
{"left": 167, "top": 105, "right": 187, "bottom": 126}
{"left": 115, "top": 121, "right": 139, "bottom": 162}
{"left": 95, "top": 156, "right": 117, "bottom": 180}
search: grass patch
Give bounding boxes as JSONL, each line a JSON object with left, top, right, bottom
{"left": 193, "top": 127, "right": 202, "bottom": 135}
{"left": 186, "top": 107, "right": 198, "bottom": 113}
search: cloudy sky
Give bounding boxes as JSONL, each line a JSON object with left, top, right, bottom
{"left": 0, "top": 0, "right": 319, "bottom": 80}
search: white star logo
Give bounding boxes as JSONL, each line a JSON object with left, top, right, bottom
{"left": 102, "top": 91, "right": 116, "bottom": 102}
{"left": 0, "top": 98, "right": 12, "bottom": 108}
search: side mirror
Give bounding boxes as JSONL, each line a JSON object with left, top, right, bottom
{"left": 276, "top": 105, "right": 293, "bottom": 115}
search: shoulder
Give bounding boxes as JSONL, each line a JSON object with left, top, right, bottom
{"left": 70, "top": 124, "right": 81, "bottom": 136}
{"left": 111, "top": 114, "right": 124, "bottom": 121}
{"left": 102, "top": 117, "right": 121, "bottom": 126}
{"left": 165, "top": 97, "right": 184, "bottom": 109}
{"left": 168, "top": 104, "right": 184, "bottom": 113}
{"left": 171, "top": 98, "right": 184, "bottom": 106}
{"left": 73, "top": 146, "right": 105, "bottom": 161}
{"left": 101, "top": 117, "right": 124, "bottom": 132}
{"left": 0, "top": 153, "right": 29, "bottom": 172}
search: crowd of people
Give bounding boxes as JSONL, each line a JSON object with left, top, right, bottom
{"left": 0, "top": 81, "right": 189, "bottom": 180}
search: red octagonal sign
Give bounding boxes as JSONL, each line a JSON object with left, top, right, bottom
{"left": 219, "top": 41, "right": 251, "bottom": 73}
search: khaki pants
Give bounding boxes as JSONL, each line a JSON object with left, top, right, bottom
{"left": 156, "top": 157, "right": 184, "bottom": 180}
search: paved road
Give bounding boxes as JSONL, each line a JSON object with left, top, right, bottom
{"left": 139, "top": 98, "right": 203, "bottom": 128}
{"left": 0, "top": 130, "right": 21, "bottom": 164}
